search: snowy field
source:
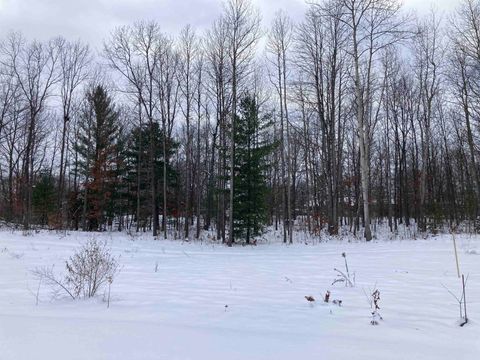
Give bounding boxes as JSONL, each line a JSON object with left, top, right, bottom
{"left": 0, "top": 229, "right": 479, "bottom": 360}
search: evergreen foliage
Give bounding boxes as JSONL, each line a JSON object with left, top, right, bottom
{"left": 232, "top": 95, "right": 275, "bottom": 243}
{"left": 124, "top": 122, "right": 179, "bottom": 228}
{"left": 74, "top": 85, "right": 122, "bottom": 231}
{"left": 32, "top": 172, "right": 56, "bottom": 226}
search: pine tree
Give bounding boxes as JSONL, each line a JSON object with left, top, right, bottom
{"left": 124, "top": 122, "right": 178, "bottom": 231}
{"left": 232, "top": 95, "right": 275, "bottom": 244}
{"left": 32, "top": 171, "right": 56, "bottom": 227}
{"left": 74, "top": 85, "right": 122, "bottom": 231}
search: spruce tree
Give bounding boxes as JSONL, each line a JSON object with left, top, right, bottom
{"left": 232, "top": 95, "right": 275, "bottom": 244}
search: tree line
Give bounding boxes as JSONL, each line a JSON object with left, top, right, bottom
{"left": 1, "top": 0, "right": 480, "bottom": 243}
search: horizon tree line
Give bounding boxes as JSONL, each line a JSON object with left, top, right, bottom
{"left": 1, "top": 0, "right": 480, "bottom": 243}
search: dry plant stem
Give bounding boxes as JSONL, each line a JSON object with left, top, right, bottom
{"left": 441, "top": 274, "right": 469, "bottom": 324}
{"left": 461, "top": 274, "right": 468, "bottom": 326}
{"left": 107, "top": 281, "right": 111, "bottom": 309}
{"left": 333, "top": 268, "right": 354, "bottom": 287}
{"left": 342, "top": 253, "right": 350, "bottom": 279}
{"left": 35, "top": 276, "right": 42, "bottom": 306}
{"left": 441, "top": 283, "right": 463, "bottom": 318}
{"left": 452, "top": 231, "right": 460, "bottom": 278}
{"left": 33, "top": 266, "right": 75, "bottom": 300}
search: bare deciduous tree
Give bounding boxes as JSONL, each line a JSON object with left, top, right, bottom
{"left": 1, "top": 33, "right": 61, "bottom": 229}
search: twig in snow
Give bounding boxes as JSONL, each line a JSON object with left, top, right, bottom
{"left": 32, "top": 265, "right": 75, "bottom": 300}
{"left": 370, "top": 289, "right": 382, "bottom": 325}
{"left": 461, "top": 274, "right": 468, "bottom": 326}
{"left": 332, "top": 252, "right": 355, "bottom": 287}
{"left": 342, "top": 252, "right": 350, "bottom": 279}
{"left": 362, "top": 283, "right": 382, "bottom": 325}
{"left": 442, "top": 274, "right": 470, "bottom": 326}
{"left": 107, "top": 276, "right": 113, "bottom": 308}
{"left": 332, "top": 268, "right": 355, "bottom": 287}
{"left": 35, "top": 276, "right": 42, "bottom": 306}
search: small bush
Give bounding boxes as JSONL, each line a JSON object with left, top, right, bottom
{"left": 65, "top": 239, "right": 119, "bottom": 299}
{"left": 34, "top": 239, "right": 119, "bottom": 300}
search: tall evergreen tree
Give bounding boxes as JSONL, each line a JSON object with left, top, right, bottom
{"left": 124, "top": 122, "right": 178, "bottom": 231}
{"left": 32, "top": 171, "right": 56, "bottom": 227}
{"left": 74, "top": 85, "right": 122, "bottom": 231}
{"left": 232, "top": 95, "right": 275, "bottom": 244}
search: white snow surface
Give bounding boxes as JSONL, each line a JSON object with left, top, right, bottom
{"left": 0, "top": 229, "right": 479, "bottom": 359}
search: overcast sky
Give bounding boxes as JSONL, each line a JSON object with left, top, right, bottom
{"left": 0, "top": 0, "right": 461, "bottom": 50}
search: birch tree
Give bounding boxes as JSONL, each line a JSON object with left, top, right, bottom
{"left": 267, "top": 10, "right": 293, "bottom": 243}
{"left": 336, "top": 0, "right": 410, "bottom": 240}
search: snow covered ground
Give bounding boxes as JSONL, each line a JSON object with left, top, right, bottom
{"left": 0, "top": 229, "right": 479, "bottom": 360}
